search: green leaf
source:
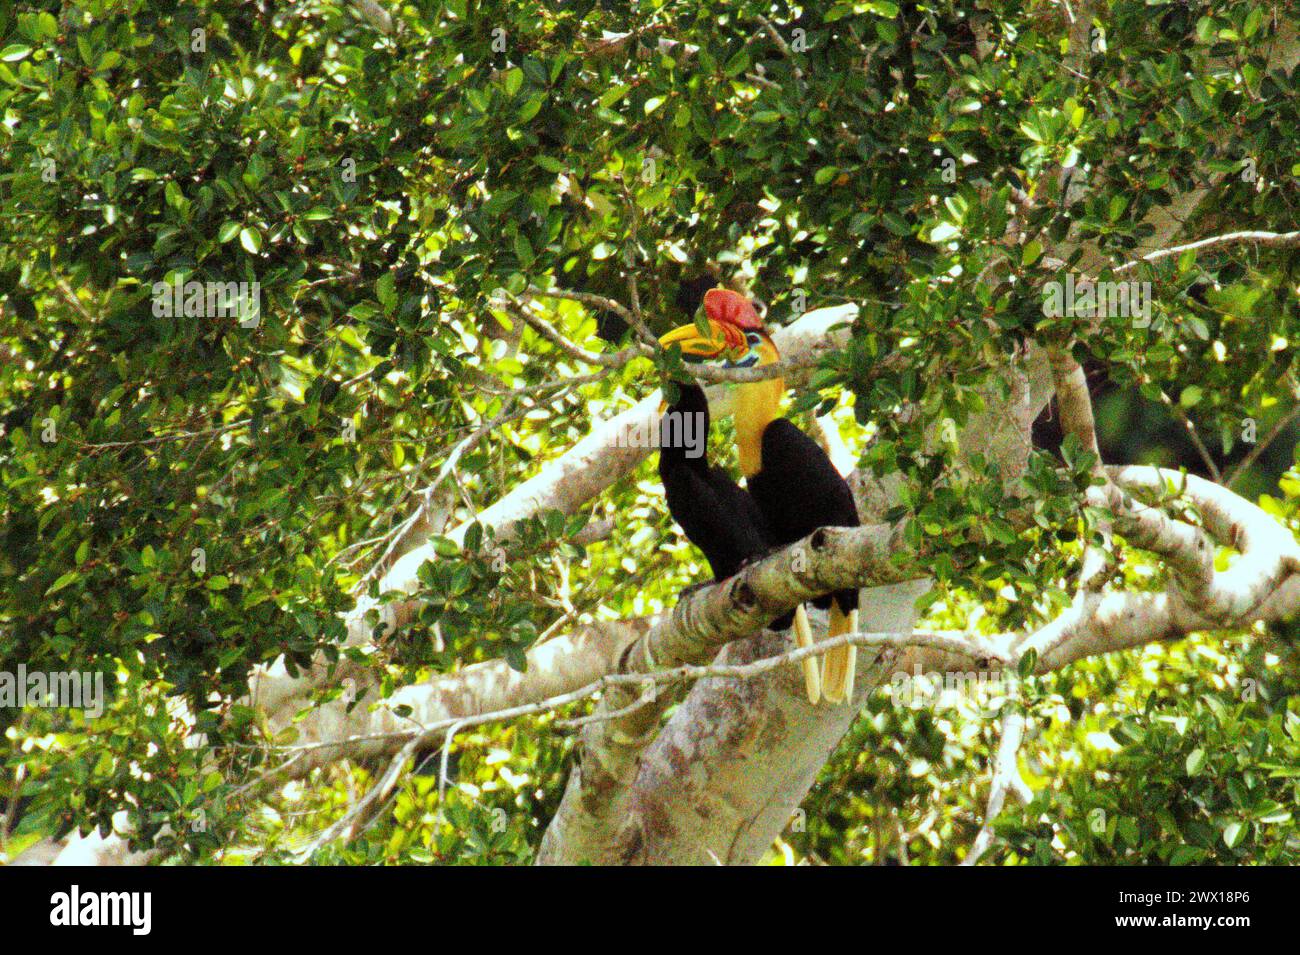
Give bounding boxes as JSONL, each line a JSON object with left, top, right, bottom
{"left": 1223, "top": 820, "right": 1246, "bottom": 848}
{"left": 35, "top": 13, "right": 59, "bottom": 40}
{"left": 1169, "top": 845, "right": 1205, "bottom": 865}
{"left": 46, "top": 570, "right": 79, "bottom": 596}
{"left": 501, "top": 67, "right": 523, "bottom": 97}
{"left": 464, "top": 522, "right": 484, "bottom": 553}
{"left": 1186, "top": 748, "right": 1206, "bottom": 776}
{"left": 376, "top": 272, "right": 397, "bottom": 310}
{"left": 1018, "top": 648, "right": 1038, "bottom": 678}
{"left": 164, "top": 180, "right": 186, "bottom": 211}
{"left": 431, "top": 536, "right": 461, "bottom": 557}
{"left": 882, "top": 212, "right": 911, "bottom": 236}
{"left": 517, "top": 96, "right": 543, "bottom": 123}
{"left": 503, "top": 643, "right": 528, "bottom": 672}
{"left": 239, "top": 227, "right": 262, "bottom": 254}
{"left": 1117, "top": 818, "right": 1140, "bottom": 847}
{"left": 513, "top": 230, "right": 533, "bottom": 266}
{"left": 1243, "top": 8, "right": 1263, "bottom": 38}
{"left": 693, "top": 310, "right": 713, "bottom": 341}
{"left": 0, "top": 45, "right": 32, "bottom": 62}
{"left": 598, "top": 85, "right": 629, "bottom": 109}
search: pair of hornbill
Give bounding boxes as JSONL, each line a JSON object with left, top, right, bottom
{"left": 657, "top": 288, "right": 860, "bottom": 705}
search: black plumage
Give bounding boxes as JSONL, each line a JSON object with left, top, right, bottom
{"left": 658, "top": 383, "right": 770, "bottom": 583}
{"left": 746, "top": 419, "right": 861, "bottom": 616}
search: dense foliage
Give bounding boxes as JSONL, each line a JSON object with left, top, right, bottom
{"left": 1, "top": 0, "right": 1297, "bottom": 864}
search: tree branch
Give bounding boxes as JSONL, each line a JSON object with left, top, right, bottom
{"left": 1114, "top": 230, "right": 1300, "bottom": 274}
{"left": 961, "top": 710, "right": 1032, "bottom": 866}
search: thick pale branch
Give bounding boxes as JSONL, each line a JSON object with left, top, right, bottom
{"left": 1109, "top": 467, "right": 1300, "bottom": 621}
{"left": 279, "top": 519, "right": 925, "bottom": 781}
{"left": 961, "top": 710, "right": 1031, "bottom": 866}
{"left": 1048, "top": 345, "right": 1114, "bottom": 591}
{"left": 1047, "top": 348, "right": 1101, "bottom": 461}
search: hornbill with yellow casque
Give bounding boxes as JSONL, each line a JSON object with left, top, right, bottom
{"left": 658, "top": 288, "right": 861, "bottom": 705}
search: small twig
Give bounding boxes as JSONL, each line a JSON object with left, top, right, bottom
{"left": 297, "top": 734, "right": 421, "bottom": 857}
{"left": 616, "top": 188, "right": 658, "bottom": 350}
{"left": 501, "top": 297, "right": 646, "bottom": 369}
{"left": 744, "top": 71, "right": 780, "bottom": 90}
{"left": 1114, "top": 230, "right": 1300, "bottom": 274}
{"left": 437, "top": 719, "right": 468, "bottom": 808}
{"left": 555, "top": 683, "right": 656, "bottom": 729}
{"left": 524, "top": 285, "right": 637, "bottom": 328}
{"left": 1156, "top": 388, "right": 1222, "bottom": 483}
{"left": 755, "top": 14, "right": 806, "bottom": 88}
{"left": 1225, "top": 405, "right": 1300, "bottom": 489}
{"left": 356, "top": 402, "right": 524, "bottom": 590}
{"left": 55, "top": 279, "right": 95, "bottom": 321}
{"left": 77, "top": 417, "right": 256, "bottom": 451}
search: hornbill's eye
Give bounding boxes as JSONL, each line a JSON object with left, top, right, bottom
{"left": 723, "top": 332, "right": 766, "bottom": 368}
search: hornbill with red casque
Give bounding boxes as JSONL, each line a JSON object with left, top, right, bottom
{"left": 658, "top": 288, "right": 861, "bottom": 705}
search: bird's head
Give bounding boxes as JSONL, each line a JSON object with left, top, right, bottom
{"left": 658, "top": 288, "right": 779, "bottom": 369}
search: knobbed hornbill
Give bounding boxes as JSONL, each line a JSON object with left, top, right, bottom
{"left": 658, "top": 289, "right": 861, "bottom": 705}
{"left": 657, "top": 350, "right": 815, "bottom": 700}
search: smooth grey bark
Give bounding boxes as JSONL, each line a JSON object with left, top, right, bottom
{"left": 621, "top": 581, "right": 930, "bottom": 866}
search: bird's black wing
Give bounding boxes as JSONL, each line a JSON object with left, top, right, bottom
{"left": 747, "top": 418, "right": 860, "bottom": 613}
{"left": 662, "top": 461, "right": 770, "bottom": 582}
{"left": 659, "top": 383, "right": 771, "bottom": 582}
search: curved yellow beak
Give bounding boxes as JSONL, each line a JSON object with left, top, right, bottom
{"left": 658, "top": 319, "right": 745, "bottom": 361}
